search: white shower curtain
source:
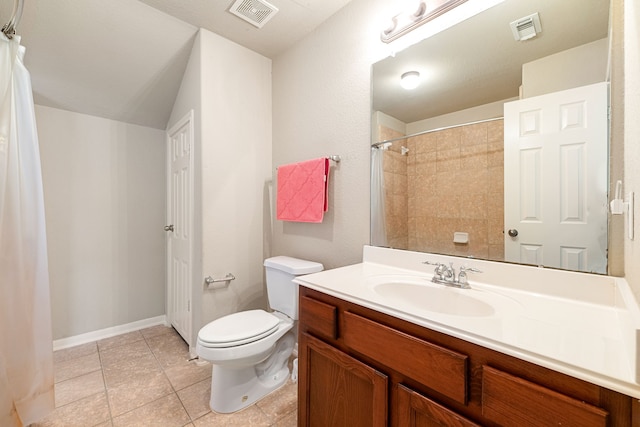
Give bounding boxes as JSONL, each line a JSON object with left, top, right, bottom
{"left": 370, "top": 146, "right": 387, "bottom": 247}
{"left": 0, "top": 34, "right": 54, "bottom": 426}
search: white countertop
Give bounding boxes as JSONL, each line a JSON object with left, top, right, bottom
{"left": 294, "top": 246, "right": 640, "bottom": 399}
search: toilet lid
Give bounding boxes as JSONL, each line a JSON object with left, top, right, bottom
{"left": 198, "top": 309, "right": 280, "bottom": 348}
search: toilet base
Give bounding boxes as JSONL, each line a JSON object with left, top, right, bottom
{"left": 209, "top": 332, "right": 294, "bottom": 413}
{"left": 209, "top": 363, "right": 290, "bottom": 413}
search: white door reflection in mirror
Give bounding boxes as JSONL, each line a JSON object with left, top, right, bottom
{"left": 504, "top": 82, "right": 608, "bottom": 273}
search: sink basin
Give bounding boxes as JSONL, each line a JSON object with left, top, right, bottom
{"left": 367, "top": 276, "right": 496, "bottom": 317}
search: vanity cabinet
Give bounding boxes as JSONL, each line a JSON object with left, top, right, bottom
{"left": 298, "top": 286, "right": 636, "bottom": 427}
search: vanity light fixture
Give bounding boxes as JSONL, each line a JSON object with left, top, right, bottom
{"left": 381, "top": 0, "right": 469, "bottom": 43}
{"left": 401, "top": 71, "right": 421, "bottom": 90}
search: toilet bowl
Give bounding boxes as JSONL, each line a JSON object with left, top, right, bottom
{"left": 196, "top": 256, "right": 323, "bottom": 413}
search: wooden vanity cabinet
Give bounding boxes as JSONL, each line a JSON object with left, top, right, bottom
{"left": 298, "top": 286, "right": 636, "bottom": 427}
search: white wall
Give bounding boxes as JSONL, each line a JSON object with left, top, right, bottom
{"left": 624, "top": 0, "right": 640, "bottom": 298}
{"left": 36, "top": 105, "right": 166, "bottom": 340}
{"left": 199, "top": 29, "right": 272, "bottom": 328}
{"left": 168, "top": 29, "right": 272, "bottom": 348}
{"left": 522, "top": 38, "right": 609, "bottom": 98}
{"left": 272, "top": 0, "right": 392, "bottom": 269}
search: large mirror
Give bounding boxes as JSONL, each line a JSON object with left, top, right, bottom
{"left": 371, "top": 0, "right": 613, "bottom": 274}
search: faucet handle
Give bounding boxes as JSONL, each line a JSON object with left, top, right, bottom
{"left": 456, "top": 266, "right": 480, "bottom": 288}
{"left": 443, "top": 262, "right": 455, "bottom": 280}
{"left": 423, "top": 260, "right": 446, "bottom": 279}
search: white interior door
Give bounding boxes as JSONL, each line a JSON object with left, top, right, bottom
{"left": 504, "top": 82, "right": 608, "bottom": 273}
{"left": 166, "top": 111, "right": 194, "bottom": 344}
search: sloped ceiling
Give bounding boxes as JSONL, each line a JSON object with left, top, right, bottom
{"left": 3, "top": 0, "right": 352, "bottom": 129}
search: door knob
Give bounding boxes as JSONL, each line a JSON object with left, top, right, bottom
{"left": 164, "top": 225, "right": 174, "bottom": 232}
{"left": 507, "top": 229, "right": 518, "bottom": 237}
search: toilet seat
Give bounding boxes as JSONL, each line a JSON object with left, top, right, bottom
{"left": 198, "top": 309, "right": 280, "bottom": 348}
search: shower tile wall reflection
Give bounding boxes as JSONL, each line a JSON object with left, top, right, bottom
{"left": 380, "top": 119, "right": 505, "bottom": 261}
{"left": 380, "top": 126, "right": 409, "bottom": 249}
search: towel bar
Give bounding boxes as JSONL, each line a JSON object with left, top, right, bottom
{"left": 275, "top": 155, "right": 340, "bottom": 170}
{"left": 205, "top": 273, "right": 236, "bottom": 284}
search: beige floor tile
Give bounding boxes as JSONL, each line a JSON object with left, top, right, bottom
{"left": 107, "top": 371, "right": 174, "bottom": 416}
{"left": 164, "top": 360, "right": 211, "bottom": 391}
{"left": 43, "top": 329, "right": 297, "bottom": 425}
{"left": 97, "top": 331, "right": 144, "bottom": 351}
{"left": 33, "top": 391, "right": 110, "bottom": 427}
{"left": 256, "top": 381, "right": 297, "bottom": 423}
{"left": 140, "top": 324, "right": 175, "bottom": 339}
{"left": 54, "top": 351, "right": 101, "bottom": 383}
{"left": 53, "top": 342, "right": 98, "bottom": 364}
{"left": 111, "top": 393, "right": 190, "bottom": 427}
{"left": 274, "top": 410, "right": 297, "bottom": 427}
{"left": 102, "top": 352, "right": 163, "bottom": 390}
{"left": 55, "top": 370, "right": 105, "bottom": 408}
{"left": 176, "top": 378, "right": 211, "bottom": 420}
{"left": 100, "top": 339, "right": 151, "bottom": 364}
{"left": 193, "top": 405, "right": 271, "bottom": 427}
{"left": 146, "top": 332, "right": 190, "bottom": 368}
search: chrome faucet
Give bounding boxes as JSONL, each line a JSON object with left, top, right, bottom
{"left": 423, "top": 261, "right": 481, "bottom": 289}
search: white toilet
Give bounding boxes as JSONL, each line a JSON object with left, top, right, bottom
{"left": 196, "top": 256, "right": 323, "bottom": 413}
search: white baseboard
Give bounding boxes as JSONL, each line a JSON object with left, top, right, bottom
{"left": 53, "top": 315, "right": 169, "bottom": 351}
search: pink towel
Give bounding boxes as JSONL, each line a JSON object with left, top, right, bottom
{"left": 277, "top": 158, "right": 329, "bottom": 223}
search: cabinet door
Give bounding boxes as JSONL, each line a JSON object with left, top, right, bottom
{"left": 299, "top": 333, "right": 388, "bottom": 427}
{"left": 397, "top": 384, "right": 480, "bottom": 427}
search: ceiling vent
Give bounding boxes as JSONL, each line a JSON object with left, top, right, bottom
{"left": 510, "top": 12, "right": 542, "bottom": 41}
{"left": 229, "top": 0, "right": 279, "bottom": 28}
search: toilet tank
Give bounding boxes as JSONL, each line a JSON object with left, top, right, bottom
{"left": 263, "top": 256, "right": 323, "bottom": 319}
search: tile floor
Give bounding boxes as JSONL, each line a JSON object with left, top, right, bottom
{"left": 34, "top": 325, "right": 298, "bottom": 426}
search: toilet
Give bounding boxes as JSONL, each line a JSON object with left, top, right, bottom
{"left": 196, "top": 256, "right": 323, "bottom": 413}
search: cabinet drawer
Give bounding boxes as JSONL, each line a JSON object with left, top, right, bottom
{"left": 300, "top": 296, "right": 337, "bottom": 340}
{"left": 343, "top": 311, "right": 468, "bottom": 404}
{"left": 482, "top": 365, "right": 609, "bottom": 427}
